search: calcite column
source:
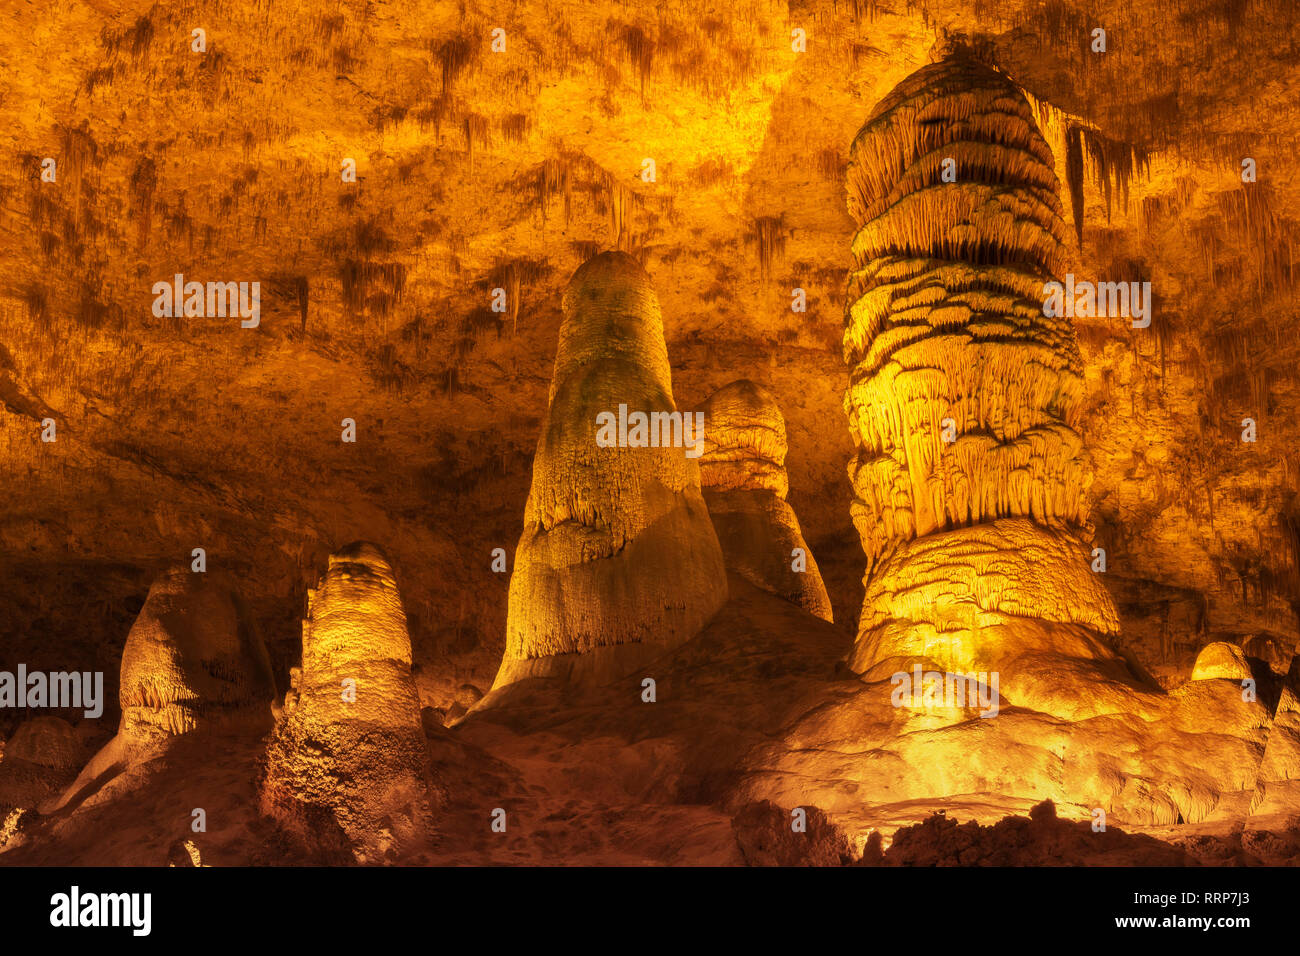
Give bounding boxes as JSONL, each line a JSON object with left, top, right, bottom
{"left": 843, "top": 49, "right": 1119, "bottom": 679}
{"left": 493, "top": 252, "right": 728, "bottom": 690}
{"left": 260, "top": 542, "right": 437, "bottom": 862}
{"left": 699, "top": 380, "right": 832, "bottom": 621}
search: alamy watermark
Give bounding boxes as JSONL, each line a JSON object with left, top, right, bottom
{"left": 1043, "top": 274, "right": 1152, "bottom": 328}
{"left": 0, "top": 665, "right": 103, "bottom": 718}
{"left": 50, "top": 886, "right": 150, "bottom": 936}
{"left": 152, "top": 273, "right": 260, "bottom": 328}
{"left": 595, "top": 403, "right": 705, "bottom": 458}
{"left": 891, "top": 665, "right": 1000, "bottom": 718}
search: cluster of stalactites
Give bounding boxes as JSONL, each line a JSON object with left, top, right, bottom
{"left": 843, "top": 51, "right": 1094, "bottom": 579}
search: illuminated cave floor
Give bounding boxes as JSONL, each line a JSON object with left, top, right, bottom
{"left": 4, "top": 576, "right": 1299, "bottom": 866}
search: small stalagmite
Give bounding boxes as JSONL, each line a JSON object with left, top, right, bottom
{"left": 260, "top": 542, "right": 437, "bottom": 862}
{"left": 41, "top": 566, "right": 277, "bottom": 813}
{"left": 493, "top": 251, "right": 728, "bottom": 690}
{"left": 699, "top": 380, "right": 832, "bottom": 622}
{"left": 842, "top": 46, "right": 1121, "bottom": 686}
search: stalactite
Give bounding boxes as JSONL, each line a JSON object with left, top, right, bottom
{"left": 1083, "top": 130, "right": 1151, "bottom": 223}
{"left": 750, "top": 216, "right": 786, "bottom": 282}
{"left": 1065, "top": 123, "right": 1085, "bottom": 246}
{"left": 621, "top": 25, "right": 654, "bottom": 103}
{"left": 436, "top": 33, "right": 478, "bottom": 94}
{"left": 462, "top": 113, "right": 489, "bottom": 169}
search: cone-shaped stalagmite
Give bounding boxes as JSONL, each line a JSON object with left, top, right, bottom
{"left": 41, "top": 566, "right": 277, "bottom": 813}
{"left": 699, "top": 380, "right": 832, "bottom": 621}
{"left": 493, "top": 252, "right": 728, "bottom": 690}
{"left": 842, "top": 48, "right": 1120, "bottom": 681}
{"left": 260, "top": 542, "right": 437, "bottom": 862}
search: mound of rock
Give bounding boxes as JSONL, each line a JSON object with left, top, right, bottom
{"left": 726, "top": 47, "right": 1278, "bottom": 830}
{"left": 699, "top": 380, "right": 832, "bottom": 622}
{"left": 0, "top": 717, "right": 83, "bottom": 814}
{"left": 5, "top": 717, "right": 83, "bottom": 770}
{"left": 1190, "top": 642, "right": 1252, "bottom": 682}
{"left": 731, "top": 800, "right": 856, "bottom": 865}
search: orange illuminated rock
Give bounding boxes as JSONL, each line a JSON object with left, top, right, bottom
{"left": 492, "top": 252, "right": 728, "bottom": 690}
{"left": 1190, "top": 641, "right": 1251, "bottom": 682}
{"left": 41, "top": 567, "right": 276, "bottom": 813}
{"left": 260, "top": 542, "right": 438, "bottom": 862}
{"left": 699, "top": 380, "right": 832, "bottom": 622}
{"left": 842, "top": 48, "right": 1121, "bottom": 692}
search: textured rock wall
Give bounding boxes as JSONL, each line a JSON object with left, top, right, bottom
{"left": 494, "top": 252, "right": 728, "bottom": 690}
{"left": 699, "top": 380, "right": 832, "bottom": 621}
{"left": 843, "top": 49, "right": 1120, "bottom": 677}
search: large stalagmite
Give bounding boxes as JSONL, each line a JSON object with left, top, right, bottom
{"left": 699, "top": 380, "right": 832, "bottom": 621}
{"left": 260, "top": 542, "right": 437, "bottom": 862}
{"left": 842, "top": 48, "right": 1122, "bottom": 696}
{"left": 493, "top": 252, "right": 728, "bottom": 690}
{"left": 41, "top": 567, "right": 277, "bottom": 813}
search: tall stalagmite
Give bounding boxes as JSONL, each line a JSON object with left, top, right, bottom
{"left": 493, "top": 252, "right": 728, "bottom": 690}
{"left": 699, "top": 380, "right": 832, "bottom": 621}
{"left": 41, "top": 567, "right": 277, "bottom": 813}
{"left": 842, "top": 47, "right": 1120, "bottom": 680}
{"left": 260, "top": 542, "right": 437, "bottom": 862}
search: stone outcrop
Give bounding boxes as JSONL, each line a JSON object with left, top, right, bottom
{"left": 492, "top": 252, "right": 728, "bottom": 691}
{"left": 41, "top": 567, "right": 276, "bottom": 813}
{"left": 5, "top": 717, "right": 82, "bottom": 771}
{"left": 699, "top": 380, "right": 832, "bottom": 621}
{"left": 842, "top": 47, "right": 1123, "bottom": 697}
{"left": 260, "top": 542, "right": 438, "bottom": 862}
{"left": 0, "top": 717, "right": 83, "bottom": 814}
{"left": 1190, "top": 641, "right": 1252, "bottom": 682}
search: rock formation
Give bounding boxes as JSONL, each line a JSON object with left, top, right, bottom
{"left": 0, "top": 717, "right": 83, "bottom": 814}
{"left": 41, "top": 567, "right": 276, "bottom": 813}
{"left": 260, "top": 541, "right": 438, "bottom": 862}
{"left": 698, "top": 380, "right": 832, "bottom": 621}
{"left": 4, "top": 717, "right": 82, "bottom": 771}
{"left": 841, "top": 47, "right": 1123, "bottom": 697}
{"left": 492, "top": 251, "right": 728, "bottom": 691}
{"left": 1190, "top": 641, "right": 1252, "bottom": 682}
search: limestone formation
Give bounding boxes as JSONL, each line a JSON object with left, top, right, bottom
{"left": 5, "top": 717, "right": 83, "bottom": 771}
{"left": 260, "top": 541, "right": 437, "bottom": 862}
{"left": 842, "top": 48, "right": 1122, "bottom": 687}
{"left": 41, "top": 567, "right": 276, "bottom": 813}
{"left": 493, "top": 252, "right": 728, "bottom": 690}
{"left": 699, "top": 380, "right": 832, "bottom": 621}
{"left": 0, "top": 717, "right": 83, "bottom": 813}
{"left": 1190, "top": 641, "right": 1252, "bottom": 682}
